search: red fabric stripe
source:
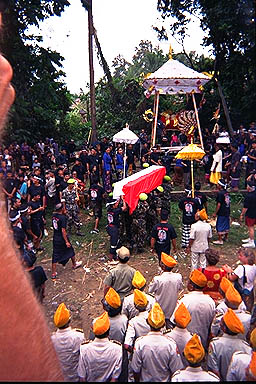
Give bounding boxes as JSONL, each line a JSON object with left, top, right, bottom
{"left": 122, "top": 167, "right": 166, "bottom": 214}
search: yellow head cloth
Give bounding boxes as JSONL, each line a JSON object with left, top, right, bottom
{"left": 199, "top": 208, "right": 208, "bottom": 221}
{"left": 219, "top": 276, "right": 232, "bottom": 294}
{"left": 225, "top": 284, "right": 242, "bottom": 306}
{"left": 93, "top": 312, "right": 110, "bottom": 336}
{"left": 54, "top": 303, "right": 71, "bottom": 328}
{"left": 189, "top": 269, "right": 207, "bottom": 288}
{"left": 174, "top": 303, "right": 191, "bottom": 328}
{"left": 161, "top": 252, "right": 177, "bottom": 268}
{"left": 184, "top": 334, "right": 205, "bottom": 364}
{"left": 132, "top": 270, "right": 146, "bottom": 289}
{"left": 105, "top": 287, "right": 121, "bottom": 309}
{"left": 134, "top": 289, "right": 148, "bottom": 308}
{"left": 249, "top": 351, "right": 256, "bottom": 378}
{"left": 223, "top": 308, "right": 244, "bottom": 334}
{"left": 250, "top": 328, "right": 256, "bottom": 348}
{"left": 147, "top": 303, "right": 165, "bottom": 329}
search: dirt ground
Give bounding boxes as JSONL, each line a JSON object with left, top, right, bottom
{"left": 39, "top": 212, "right": 239, "bottom": 339}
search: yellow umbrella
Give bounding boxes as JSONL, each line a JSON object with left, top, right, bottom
{"left": 175, "top": 144, "right": 205, "bottom": 197}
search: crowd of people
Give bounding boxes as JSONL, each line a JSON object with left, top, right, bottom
{"left": 1, "top": 127, "right": 256, "bottom": 381}
{"left": 50, "top": 248, "right": 256, "bottom": 381}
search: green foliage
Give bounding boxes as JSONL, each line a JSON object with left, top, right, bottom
{"left": 2, "top": 0, "right": 72, "bottom": 145}
{"left": 156, "top": 0, "right": 256, "bottom": 127}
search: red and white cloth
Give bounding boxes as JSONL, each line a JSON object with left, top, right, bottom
{"left": 113, "top": 165, "right": 166, "bottom": 214}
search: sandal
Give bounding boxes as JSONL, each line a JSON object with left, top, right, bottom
{"left": 51, "top": 273, "right": 58, "bottom": 280}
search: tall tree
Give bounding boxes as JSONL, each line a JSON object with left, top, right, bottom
{"left": 156, "top": 0, "right": 256, "bottom": 126}
{"left": 0, "top": 0, "right": 71, "bottom": 143}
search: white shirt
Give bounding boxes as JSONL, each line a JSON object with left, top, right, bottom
{"left": 226, "top": 351, "right": 252, "bottom": 381}
{"left": 234, "top": 264, "right": 256, "bottom": 291}
{"left": 124, "top": 311, "right": 150, "bottom": 347}
{"left": 211, "top": 308, "right": 251, "bottom": 340}
{"left": 165, "top": 327, "right": 193, "bottom": 367}
{"left": 122, "top": 292, "right": 155, "bottom": 320}
{"left": 78, "top": 338, "right": 122, "bottom": 381}
{"left": 131, "top": 331, "right": 184, "bottom": 382}
{"left": 51, "top": 327, "right": 84, "bottom": 382}
{"left": 207, "top": 334, "right": 252, "bottom": 380}
{"left": 170, "top": 291, "right": 216, "bottom": 350}
{"left": 190, "top": 220, "right": 212, "bottom": 253}
{"left": 109, "top": 313, "right": 128, "bottom": 344}
{"left": 45, "top": 176, "right": 56, "bottom": 197}
{"left": 171, "top": 366, "right": 220, "bottom": 382}
{"left": 211, "top": 150, "right": 222, "bottom": 172}
{"left": 148, "top": 271, "right": 183, "bottom": 319}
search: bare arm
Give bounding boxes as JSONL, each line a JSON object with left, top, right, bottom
{"left": 0, "top": 31, "right": 63, "bottom": 381}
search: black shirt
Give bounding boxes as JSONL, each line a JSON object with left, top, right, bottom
{"left": 151, "top": 222, "right": 177, "bottom": 255}
{"left": 28, "top": 184, "right": 45, "bottom": 201}
{"left": 216, "top": 190, "right": 230, "bottom": 217}
{"left": 194, "top": 191, "right": 207, "bottom": 210}
{"left": 29, "top": 200, "right": 44, "bottom": 220}
{"left": 52, "top": 212, "right": 67, "bottom": 241}
{"left": 244, "top": 191, "right": 256, "bottom": 218}
{"left": 178, "top": 197, "right": 199, "bottom": 224}
{"left": 89, "top": 183, "right": 104, "bottom": 204}
{"left": 107, "top": 207, "right": 122, "bottom": 227}
{"left": 3, "top": 177, "right": 17, "bottom": 194}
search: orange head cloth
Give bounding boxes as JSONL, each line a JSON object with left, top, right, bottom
{"left": 161, "top": 252, "right": 177, "bottom": 267}
{"left": 189, "top": 269, "right": 207, "bottom": 288}
{"left": 134, "top": 289, "right": 148, "bottom": 308}
{"left": 54, "top": 303, "right": 71, "bottom": 328}
{"left": 199, "top": 208, "right": 208, "bottom": 221}
{"left": 184, "top": 334, "right": 205, "bottom": 364}
{"left": 132, "top": 270, "right": 146, "bottom": 289}
{"left": 105, "top": 287, "right": 121, "bottom": 309}
{"left": 174, "top": 303, "right": 191, "bottom": 328}
{"left": 249, "top": 351, "right": 256, "bottom": 378}
{"left": 219, "top": 276, "right": 232, "bottom": 294}
{"left": 225, "top": 284, "right": 242, "bottom": 307}
{"left": 147, "top": 303, "right": 165, "bottom": 329}
{"left": 250, "top": 328, "right": 256, "bottom": 349}
{"left": 223, "top": 308, "right": 244, "bottom": 334}
{"left": 93, "top": 312, "right": 110, "bottom": 336}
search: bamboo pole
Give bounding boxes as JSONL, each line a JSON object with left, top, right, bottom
{"left": 191, "top": 92, "right": 204, "bottom": 150}
{"left": 151, "top": 91, "right": 160, "bottom": 148}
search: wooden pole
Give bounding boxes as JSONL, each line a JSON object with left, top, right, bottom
{"left": 87, "top": 0, "right": 97, "bottom": 144}
{"left": 151, "top": 91, "right": 160, "bottom": 147}
{"left": 215, "top": 78, "right": 234, "bottom": 138}
{"left": 191, "top": 92, "right": 204, "bottom": 150}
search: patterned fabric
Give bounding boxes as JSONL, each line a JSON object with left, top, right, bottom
{"left": 181, "top": 224, "right": 191, "bottom": 248}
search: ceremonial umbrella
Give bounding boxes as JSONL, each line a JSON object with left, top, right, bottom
{"left": 113, "top": 124, "right": 139, "bottom": 178}
{"left": 142, "top": 46, "right": 211, "bottom": 148}
{"left": 175, "top": 143, "right": 205, "bottom": 198}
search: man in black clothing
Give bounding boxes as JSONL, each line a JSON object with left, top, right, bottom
{"left": 178, "top": 186, "right": 199, "bottom": 248}
{"left": 71, "top": 158, "right": 86, "bottom": 182}
{"left": 88, "top": 176, "right": 105, "bottom": 234}
{"left": 150, "top": 209, "right": 177, "bottom": 263}
{"left": 194, "top": 181, "right": 208, "bottom": 212}
{"left": 240, "top": 181, "right": 256, "bottom": 249}
{"left": 87, "top": 147, "right": 101, "bottom": 182}
{"left": 2, "top": 170, "right": 17, "bottom": 212}
{"left": 27, "top": 175, "right": 46, "bottom": 209}
{"left": 106, "top": 196, "right": 127, "bottom": 261}
{"left": 28, "top": 193, "right": 45, "bottom": 252}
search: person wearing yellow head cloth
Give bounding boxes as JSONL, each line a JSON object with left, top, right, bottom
{"left": 78, "top": 312, "right": 123, "bottom": 382}
{"left": 148, "top": 252, "right": 183, "bottom": 329}
{"left": 187, "top": 207, "right": 212, "bottom": 271}
{"left": 211, "top": 284, "right": 251, "bottom": 340}
{"left": 124, "top": 290, "right": 150, "bottom": 353}
{"left": 226, "top": 328, "right": 256, "bottom": 381}
{"left": 166, "top": 303, "right": 193, "bottom": 368}
{"left": 170, "top": 269, "right": 215, "bottom": 351}
{"left": 207, "top": 309, "right": 252, "bottom": 381}
{"left": 96, "top": 287, "right": 128, "bottom": 345}
{"left": 130, "top": 303, "right": 183, "bottom": 382}
{"left": 51, "top": 303, "right": 85, "bottom": 382}
{"left": 216, "top": 275, "right": 247, "bottom": 316}
{"left": 122, "top": 270, "right": 155, "bottom": 320}
{"left": 171, "top": 334, "right": 220, "bottom": 382}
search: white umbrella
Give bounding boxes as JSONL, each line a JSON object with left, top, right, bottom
{"left": 113, "top": 123, "right": 139, "bottom": 178}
